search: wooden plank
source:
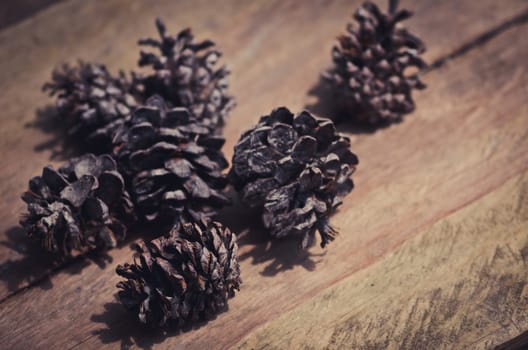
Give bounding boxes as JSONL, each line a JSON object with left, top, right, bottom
{"left": 1, "top": 3, "right": 527, "bottom": 350}
{"left": 0, "top": 0, "right": 260, "bottom": 301}
{"left": 0, "top": 0, "right": 527, "bottom": 303}
{"left": 235, "top": 171, "right": 528, "bottom": 350}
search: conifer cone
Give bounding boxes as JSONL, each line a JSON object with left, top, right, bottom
{"left": 20, "top": 154, "right": 134, "bottom": 257}
{"left": 116, "top": 220, "right": 241, "bottom": 327}
{"left": 136, "top": 18, "right": 235, "bottom": 132}
{"left": 113, "top": 95, "right": 230, "bottom": 230}
{"left": 323, "top": 0, "right": 426, "bottom": 125}
{"left": 229, "top": 107, "right": 358, "bottom": 249}
{"left": 43, "top": 61, "right": 140, "bottom": 152}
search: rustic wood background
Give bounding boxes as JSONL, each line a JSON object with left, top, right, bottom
{"left": 1, "top": 1, "right": 528, "bottom": 349}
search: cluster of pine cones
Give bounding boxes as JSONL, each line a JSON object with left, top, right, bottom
{"left": 20, "top": 0, "right": 425, "bottom": 329}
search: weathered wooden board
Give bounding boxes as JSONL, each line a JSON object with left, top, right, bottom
{"left": 0, "top": 0, "right": 527, "bottom": 349}
{"left": 236, "top": 172, "right": 528, "bottom": 350}
{"left": 0, "top": 0, "right": 527, "bottom": 303}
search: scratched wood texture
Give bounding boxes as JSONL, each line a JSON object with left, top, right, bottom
{"left": 0, "top": 0, "right": 527, "bottom": 349}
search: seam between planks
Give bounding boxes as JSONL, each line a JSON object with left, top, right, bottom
{"left": 66, "top": 333, "right": 95, "bottom": 350}
{"left": 1, "top": 1, "right": 528, "bottom": 309}
{"left": 66, "top": 163, "right": 528, "bottom": 350}
{"left": 223, "top": 164, "right": 528, "bottom": 350}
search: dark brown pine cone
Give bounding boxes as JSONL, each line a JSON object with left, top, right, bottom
{"left": 43, "top": 61, "right": 140, "bottom": 153}
{"left": 20, "top": 154, "right": 134, "bottom": 257}
{"left": 135, "top": 18, "right": 235, "bottom": 132}
{"left": 116, "top": 220, "right": 241, "bottom": 327}
{"left": 323, "top": 0, "right": 426, "bottom": 125}
{"left": 112, "top": 95, "right": 230, "bottom": 230}
{"left": 229, "top": 107, "right": 358, "bottom": 249}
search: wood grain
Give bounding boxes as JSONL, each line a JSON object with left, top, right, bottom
{"left": 0, "top": 0, "right": 527, "bottom": 349}
{"left": 235, "top": 172, "right": 528, "bottom": 350}
{"left": 0, "top": 0, "right": 527, "bottom": 303}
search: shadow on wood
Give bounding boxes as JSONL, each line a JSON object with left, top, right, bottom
{"left": 304, "top": 77, "right": 395, "bottom": 134}
{"left": 90, "top": 302, "right": 220, "bottom": 350}
{"left": 0, "top": 226, "right": 55, "bottom": 295}
{"left": 495, "top": 330, "right": 528, "bottom": 350}
{"left": 0, "top": 226, "right": 116, "bottom": 298}
{"left": 217, "top": 192, "right": 324, "bottom": 277}
{"left": 25, "top": 106, "right": 83, "bottom": 161}
{"left": 91, "top": 302, "right": 169, "bottom": 350}
{"left": 238, "top": 229, "right": 324, "bottom": 277}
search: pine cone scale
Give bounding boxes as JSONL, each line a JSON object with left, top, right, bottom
{"left": 325, "top": 1, "right": 426, "bottom": 125}
{"left": 114, "top": 96, "right": 230, "bottom": 229}
{"left": 117, "top": 221, "right": 240, "bottom": 328}
{"left": 21, "top": 154, "right": 135, "bottom": 257}
{"left": 230, "top": 108, "right": 358, "bottom": 248}
{"left": 43, "top": 62, "right": 140, "bottom": 152}
{"left": 135, "top": 19, "right": 235, "bottom": 132}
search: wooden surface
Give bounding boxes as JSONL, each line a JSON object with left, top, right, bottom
{"left": 0, "top": 1, "right": 527, "bottom": 349}
{"left": 0, "top": 0, "right": 61, "bottom": 30}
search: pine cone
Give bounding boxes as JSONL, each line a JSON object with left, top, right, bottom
{"left": 43, "top": 61, "right": 140, "bottom": 152}
{"left": 20, "top": 154, "right": 134, "bottom": 257}
{"left": 116, "top": 220, "right": 241, "bottom": 327}
{"left": 323, "top": 0, "right": 426, "bottom": 125}
{"left": 229, "top": 107, "right": 358, "bottom": 249}
{"left": 136, "top": 18, "right": 235, "bottom": 132}
{"left": 113, "top": 95, "right": 230, "bottom": 230}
